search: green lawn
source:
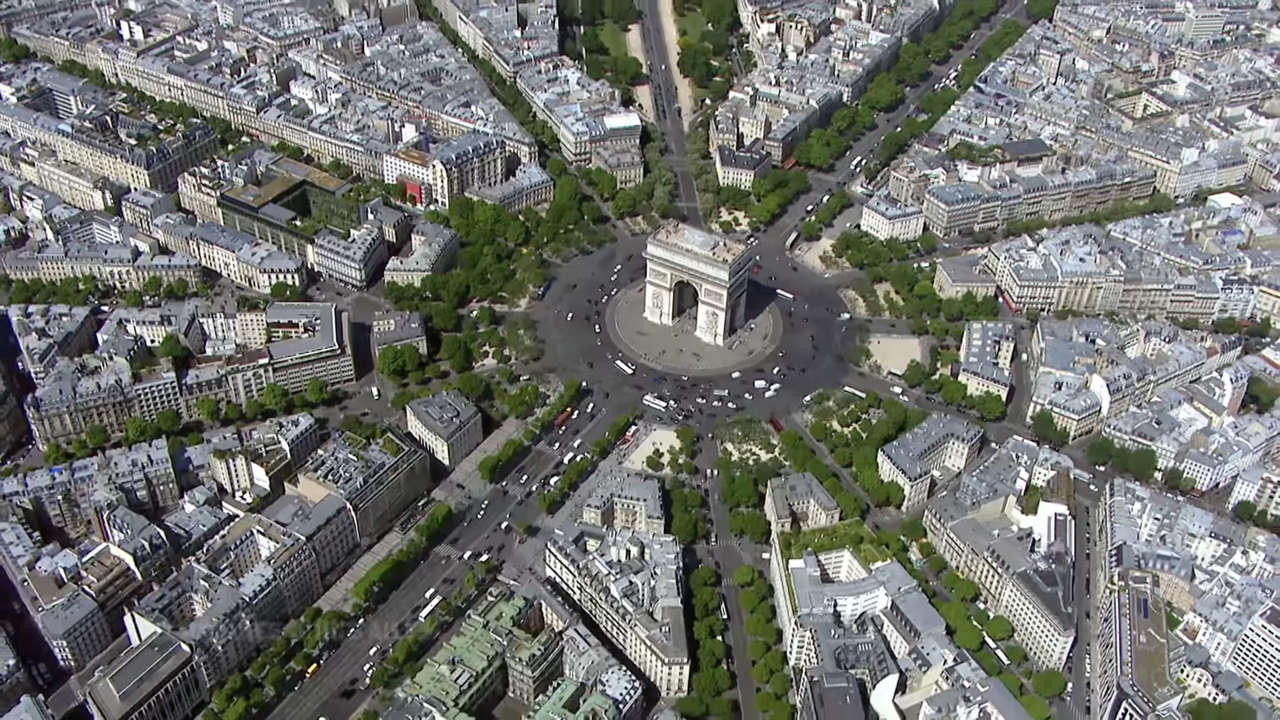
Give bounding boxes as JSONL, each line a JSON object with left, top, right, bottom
{"left": 677, "top": 10, "right": 706, "bottom": 42}
{"left": 598, "top": 21, "right": 630, "bottom": 60}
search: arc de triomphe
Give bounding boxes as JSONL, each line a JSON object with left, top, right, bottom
{"left": 642, "top": 222, "right": 752, "bottom": 346}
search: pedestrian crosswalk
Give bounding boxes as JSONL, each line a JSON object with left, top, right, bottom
{"left": 436, "top": 544, "right": 462, "bottom": 560}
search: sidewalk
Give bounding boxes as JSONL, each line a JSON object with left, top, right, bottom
{"left": 317, "top": 528, "right": 404, "bottom": 612}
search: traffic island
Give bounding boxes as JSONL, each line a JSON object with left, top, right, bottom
{"left": 606, "top": 282, "right": 783, "bottom": 377}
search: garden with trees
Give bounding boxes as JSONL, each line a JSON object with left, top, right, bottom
{"left": 733, "top": 565, "right": 793, "bottom": 720}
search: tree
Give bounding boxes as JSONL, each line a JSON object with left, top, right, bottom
{"left": 902, "top": 360, "right": 928, "bottom": 388}
{"left": 260, "top": 384, "right": 291, "bottom": 412}
{"left": 1086, "top": 437, "right": 1115, "bottom": 467}
{"left": 953, "top": 624, "right": 983, "bottom": 650}
{"left": 196, "top": 397, "right": 221, "bottom": 423}
{"left": 1031, "top": 410, "right": 1067, "bottom": 447}
{"left": 900, "top": 517, "right": 925, "bottom": 541}
{"left": 455, "top": 372, "right": 490, "bottom": 401}
{"left": 377, "top": 345, "right": 423, "bottom": 379}
{"left": 674, "top": 696, "right": 708, "bottom": 718}
{"left": 142, "top": 275, "right": 163, "bottom": 296}
{"left": 986, "top": 615, "right": 1013, "bottom": 641}
{"left": 155, "top": 410, "right": 181, "bottom": 435}
{"left": 1233, "top": 501, "right": 1257, "bottom": 523}
{"left": 303, "top": 378, "right": 330, "bottom": 406}
{"left": 270, "top": 282, "right": 301, "bottom": 301}
{"left": 156, "top": 334, "right": 188, "bottom": 360}
{"left": 84, "top": 424, "right": 109, "bottom": 449}
{"left": 974, "top": 392, "right": 1005, "bottom": 421}
{"left": 734, "top": 565, "right": 759, "bottom": 587}
{"left": 1030, "top": 670, "right": 1066, "bottom": 698}
{"left": 1019, "top": 694, "right": 1051, "bottom": 720}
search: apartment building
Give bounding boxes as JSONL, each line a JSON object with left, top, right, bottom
{"left": 370, "top": 311, "right": 429, "bottom": 363}
{"left": 382, "top": 134, "right": 505, "bottom": 209}
{"left": 0, "top": 103, "right": 217, "bottom": 192}
{"left": 84, "top": 630, "right": 207, "bottom": 720}
{"left": 198, "top": 513, "right": 323, "bottom": 622}
{"left": 713, "top": 146, "right": 770, "bottom": 191}
{"left": 877, "top": 414, "right": 982, "bottom": 514}
{"left": 516, "top": 58, "right": 643, "bottom": 186}
{"left": 763, "top": 472, "right": 841, "bottom": 535}
{"left": 384, "top": 221, "right": 459, "bottom": 286}
{"left": 921, "top": 163, "right": 1154, "bottom": 239}
{"left": 957, "top": 321, "right": 1016, "bottom": 402}
{"left": 1227, "top": 602, "right": 1280, "bottom": 702}
{"left": 405, "top": 391, "right": 483, "bottom": 468}
{"left": 544, "top": 526, "right": 690, "bottom": 696}
{"left": 580, "top": 469, "right": 665, "bottom": 535}
{"left": 311, "top": 223, "right": 390, "bottom": 289}
{"left": 933, "top": 254, "right": 996, "bottom": 300}
{"left": 861, "top": 195, "right": 925, "bottom": 241}
{"left": 153, "top": 216, "right": 305, "bottom": 294}
{"left": 295, "top": 429, "right": 429, "bottom": 540}
{"left": 7, "top": 304, "right": 97, "bottom": 384}
{"left": 465, "top": 162, "right": 554, "bottom": 212}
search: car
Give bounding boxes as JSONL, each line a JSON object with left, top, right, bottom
{"left": 744, "top": 392, "right": 753, "bottom": 400}
{"left": 563, "top": 452, "right": 575, "bottom": 465}
{"left": 695, "top": 396, "right": 706, "bottom": 404}
{"left": 805, "top": 203, "right": 815, "bottom": 212}
{"left": 363, "top": 662, "right": 374, "bottom": 676}
{"left": 610, "top": 274, "right": 618, "bottom": 282}
{"left": 712, "top": 400, "right": 723, "bottom": 407}
{"left": 566, "top": 312, "right": 574, "bottom": 321}
{"left": 610, "top": 287, "right": 618, "bottom": 296}
{"left": 368, "top": 645, "right": 381, "bottom": 657}
{"left": 771, "top": 366, "right": 781, "bottom": 375}
{"left": 730, "top": 370, "right": 742, "bottom": 379}
{"left": 594, "top": 324, "right": 601, "bottom": 334}
{"left": 571, "top": 409, "right": 580, "bottom": 419}
{"left": 613, "top": 263, "right": 623, "bottom": 272}
{"left": 551, "top": 440, "right": 561, "bottom": 450}
{"left": 601, "top": 295, "right": 608, "bottom": 303}
{"left": 727, "top": 401, "right": 738, "bottom": 409}
{"left": 520, "top": 473, "right": 530, "bottom": 484}
{"left": 477, "top": 510, "right": 485, "bottom": 519}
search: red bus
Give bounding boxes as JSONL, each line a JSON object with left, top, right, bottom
{"left": 552, "top": 409, "right": 572, "bottom": 430}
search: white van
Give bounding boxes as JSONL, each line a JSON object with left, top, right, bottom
{"left": 730, "top": 371, "right": 742, "bottom": 379}
{"left": 753, "top": 379, "right": 768, "bottom": 389}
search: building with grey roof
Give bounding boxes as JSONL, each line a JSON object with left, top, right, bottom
{"left": 957, "top": 321, "right": 1015, "bottom": 402}
{"left": 152, "top": 215, "right": 305, "bottom": 294}
{"left": 515, "top": 58, "right": 643, "bottom": 187}
{"left": 261, "top": 490, "right": 359, "bottom": 578}
{"left": 371, "top": 310, "right": 429, "bottom": 362}
{"left": 34, "top": 588, "right": 113, "bottom": 672}
{"left": 1, "top": 695, "right": 53, "bottom": 720}
{"left": 544, "top": 525, "right": 690, "bottom": 696}
{"left": 384, "top": 221, "right": 458, "bottom": 286}
{"left": 713, "top": 144, "right": 770, "bottom": 191}
{"left": 924, "top": 437, "right": 1078, "bottom": 670}
{"left": 464, "top": 162, "right": 553, "bottom": 212}
{"left": 160, "top": 492, "right": 232, "bottom": 557}
{"left": 580, "top": 468, "right": 664, "bottom": 535}
{"left": 860, "top": 195, "right": 924, "bottom": 241}
{"left": 5, "top": 303, "right": 96, "bottom": 383}
{"left": 84, "top": 629, "right": 207, "bottom": 720}
{"left": 406, "top": 390, "right": 483, "bottom": 468}
{"left": 296, "top": 428, "right": 429, "bottom": 540}
{"left": 311, "top": 222, "right": 390, "bottom": 289}
{"left": 764, "top": 471, "right": 841, "bottom": 534}
{"left": 126, "top": 563, "right": 259, "bottom": 687}
{"left": 198, "top": 512, "right": 323, "bottom": 622}
{"left": 2, "top": 438, "right": 180, "bottom": 542}
{"left": 877, "top": 414, "right": 982, "bottom": 514}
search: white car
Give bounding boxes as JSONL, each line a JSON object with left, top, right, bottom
{"left": 712, "top": 400, "right": 723, "bottom": 407}
{"left": 730, "top": 370, "right": 742, "bottom": 379}
{"left": 695, "top": 396, "right": 706, "bottom": 404}
{"left": 551, "top": 440, "right": 561, "bottom": 451}
{"left": 614, "top": 263, "right": 623, "bottom": 272}
{"left": 571, "top": 409, "right": 580, "bottom": 419}
{"left": 727, "top": 401, "right": 738, "bottom": 409}
{"left": 566, "top": 312, "right": 574, "bottom": 321}
{"left": 520, "top": 473, "right": 530, "bottom": 484}
{"left": 572, "top": 438, "right": 584, "bottom": 449}
{"left": 601, "top": 295, "right": 608, "bottom": 303}
{"left": 586, "top": 402, "right": 596, "bottom": 413}
{"left": 805, "top": 203, "right": 815, "bottom": 212}
{"left": 744, "top": 392, "right": 753, "bottom": 400}
{"left": 563, "top": 452, "right": 575, "bottom": 465}
{"left": 594, "top": 324, "right": 601, "bottom": 334}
